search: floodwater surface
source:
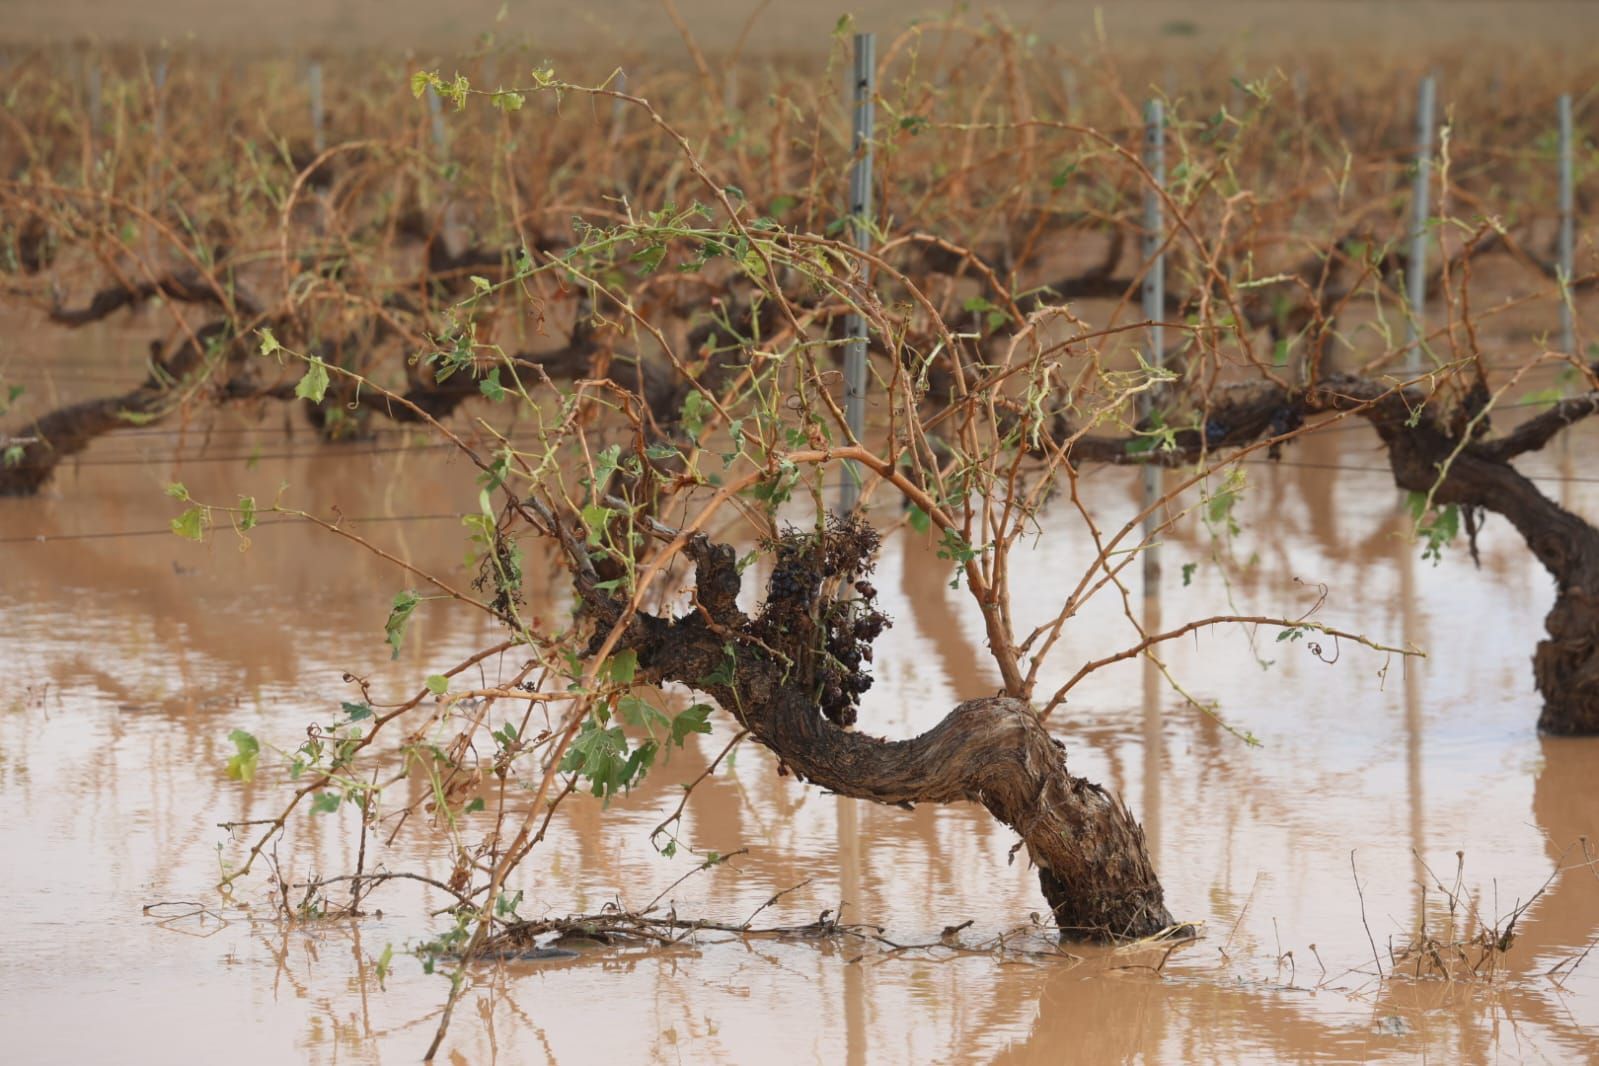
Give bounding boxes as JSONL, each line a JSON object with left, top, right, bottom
{"left": 2, "top": 380, "right": 1599, "bottom": 1064}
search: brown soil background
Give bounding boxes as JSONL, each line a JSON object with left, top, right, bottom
{"left": 4, "top": 1, "right": 1598, "bottom": 52}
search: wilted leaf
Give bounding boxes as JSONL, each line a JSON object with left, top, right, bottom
{"left": 294, "top": 357, "right": 330, "bottom": 404}
{"left": 681, "top": 391, "right": 709, "bottom": 439}
{"left": 559, "top": 717, "right": 656, "bottom": 802}
{"left": 171, "top": 505, "right": 208, "bottom": 542}
{"left": 224, "top": 729, "right": 260, "bottom": 782}
{"left": 619, "top": 695, "right": 671, "bottom": 737}
{"left": 385, "top": 589, "right": 421, "bottom": 659}
{"left": 375, "top": 943, "right": 394, "bottom": 984}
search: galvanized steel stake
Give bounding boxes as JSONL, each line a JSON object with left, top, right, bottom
{"left": 611, "top": 70, "right": 628, "bottom": 143}
{"left": 309, "top": 61, "right": 325, "bottom": 155}
{"left": 427, "top": 86, "right": 448, "bottom": 160}
{"left": 1560, "top": 93, "right": 1576, "bottom": 358}
{"left": 1405, "top": 74, "right": 1436, "bottom": 371}
{"left": 1141, "top": 98, "right": 1165, "bottom": 595}
{"left": 87, "top": 60, "right": 101, "bottom": 138}
{"left": 153, "top": 52, "right": 167, "bottom": 145}
{"left": 840, "top": 32, "right": 875, "bottom": 513}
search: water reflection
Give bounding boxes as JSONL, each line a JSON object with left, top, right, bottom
{"left": 2, "top": 417, "right": 1597, "bottom": 1063}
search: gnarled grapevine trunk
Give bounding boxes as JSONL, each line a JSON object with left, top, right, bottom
{"left": 1536, "top": 586, "right": 1599, "bottom": 735}
{"left": 576, "top": 527, "right": 1174, "bottom": 940}
{"left": 1415, "top": 454, "right": 1599, "bottom": 735}
{"left": 1059, "top": 370, "right": 1599, "bottom": 731}
{"left": 0, "top": 323, "right": 234, "bottom": 496}
{"left": 1314, "top": 378, "right": 1599, "bottom": 734}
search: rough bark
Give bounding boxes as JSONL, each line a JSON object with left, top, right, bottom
{"left": 46, "top": 270, "right": 256, "bottom": 327}
{"left": 1311, "top": 376, "right": 1599, "bottom": 734}
{"left": 575, "top": 524, "right": 1175, "bottom": 940}
{"left": 0, "top": 322, "right": 235, "bottom": 495}
{"left": 1051, "top": 370, "right": 1599, "bottom": 733}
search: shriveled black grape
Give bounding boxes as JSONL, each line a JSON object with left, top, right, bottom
{"left": 753, "top": 514, "right": 892, "bottom": 730}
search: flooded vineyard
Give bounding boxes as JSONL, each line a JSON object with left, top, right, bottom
{"left": 4, "top": 4, "right": 1599, "bottom": 1063}
{"left": 3, "top": 413, "right": 1596, "bottom": 1062}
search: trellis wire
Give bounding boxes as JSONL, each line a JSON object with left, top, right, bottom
{"left": 12, "top": 459, "right": 1599, "bottom": 549}
{"left": 0, "top": 512, "right": 464, "bottom": 546}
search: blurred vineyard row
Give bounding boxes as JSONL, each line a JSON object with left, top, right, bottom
{"left": 1, "top": 23, "right": 1594, "bottom": 495}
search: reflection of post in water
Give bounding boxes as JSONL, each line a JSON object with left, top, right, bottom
{"left": 1521, "top": 737, "right": 1599, "bottom": 975}
{"left": 838, "top": 799, "right": 867, "bottom": 1066}
{"left": 1561, "top": 424, "right": 1575, "bottom": 512}
{"left": 990, "top": 951, "right": 1362, "bottom": 1064}
{"left": 1142, "top": 591, "right": 1163, "bottom": 864}
{"left": 1397, "top": 502, "right": 1426, "bottom": 919}
{"left": 896, "top": 528, "right": 999, "bottom": 696}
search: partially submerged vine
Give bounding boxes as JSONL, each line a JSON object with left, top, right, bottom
{"left": 33, "top": 30, "right": 1588, "bottom": 1059}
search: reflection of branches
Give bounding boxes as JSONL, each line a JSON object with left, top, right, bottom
{"left": 292, "top": 870, "right": 476, "bottom": 913}
{"left": 650, "top": 728, "right": 749, "bottom": 851}
{"left": 1043, "top": 613, "right": 1419, "bottom": 718}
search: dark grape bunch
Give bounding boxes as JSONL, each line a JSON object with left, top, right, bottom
{"left": 756, "top": 514, "right": 892, "bottom": 728}
{"left": 767, "top": 539, "right": 823, "bottom": 607}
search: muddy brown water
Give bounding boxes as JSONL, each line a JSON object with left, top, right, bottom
{"left": 2, "top": 355, "right": 1598, "bottom": 1065}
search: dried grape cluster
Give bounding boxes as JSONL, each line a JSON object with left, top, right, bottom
{"left": 766, "top": 540, "right": 824, "bottom": 607}
{"left": 757, "top": 515, "right": 891, "bottom": 729}
{"left": 472, "top": 527, "right": 526, "bottom": 622}
{"left": 815, "top": 583, "right": 888, "bottom": 727}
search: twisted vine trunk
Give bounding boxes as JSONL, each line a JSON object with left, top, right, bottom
{"left": 1380, "top": 434, "right": 1599, "bottom": 734}
{"left": 756, "top": 692, "right": 1171, "bottom": 936}
{"left": 579, "top": 534, "right": 1174, "bottom": 940}
{"left": 1062, "top": 371, "right": 1599, "bottom": 729}
{"left": 0, "top": 323, "right": 232, "bottom": 496}
{"left": 1314, "top": 378, "right": 1599, "bottom": 734}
